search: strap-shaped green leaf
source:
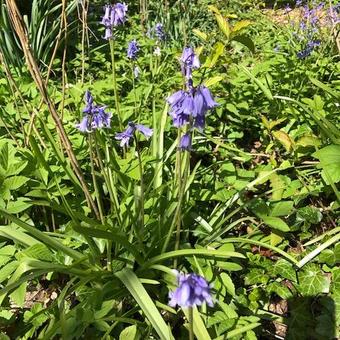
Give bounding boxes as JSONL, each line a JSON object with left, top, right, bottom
{"left": 116, "top": 268, "right": 173, "bottom": 340}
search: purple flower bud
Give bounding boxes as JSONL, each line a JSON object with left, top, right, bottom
{"left": 180, "top": 46, "right": 200, "bottom": 79}
{"left": 127, "top": 40, "right": 139, "bottom": 60}
{"left": 179, "top": 133, "right": 191, "bottom": 151}
{"left": 169, "top": 272, "right": 213, "bottom": 308}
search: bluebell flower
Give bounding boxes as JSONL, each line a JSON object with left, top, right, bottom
{"left": 75, "top": 91, "right": 112, "bottom": 133}
{"left": 101, "top": 3, "right": 127, "bottom": 40}
{"left": 179, "top": 134, "right": 191, "bottom": 151}
{"left": 169, "top": 272, "right": 213, "bottom": 308}
{"left": 92, "top": 106, "right": 112, "bottom": 129}
{"left": 167, "top": 85, "right": 218, "bottom": 130}
{"left": 115, "top": 122, "right": 153, "bottom": 147}
{"left": 180, "top": 47, "right": 200, "bottom": 79}
{"left": 111, "top": 3, "right": 128, "bottom": 27}
{"left": 127, "top": 40, "right": 139, "bottom": 60}
{"left": 155, "top": 23, "right": 166, "bottom": 41}
{"left": 75, "top": 116, "right": 90, "bottom": 133}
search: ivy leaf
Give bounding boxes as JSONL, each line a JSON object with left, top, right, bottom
{"left": 244, "top": 268, "right": 269, "bottom": 285}
{"left": 267, "top": 282, "right": 293, "bottom": 299}
{"left": 298, "top": 264, "right": 330, "bottom": 296}
{"left": 274, "top": 259, "right": 297, "bottom": 282}
{"left": 331, "top": 268, "right": 340, "bottom": 297}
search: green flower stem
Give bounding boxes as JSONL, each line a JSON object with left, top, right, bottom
{"left": 131, "top": 61, "right": 138, "bottom": 119}
{"left": 135, "top": 135, "right": 145, "bottom": 229}
{"left": 89, "top": 134, "right": 104, "bottom": 224}
{"left": 188, "top": 307, "right": 194, "bottom": 340}
{"left": 109, "top": 39, "right": 123, "bottom": 131}
{"left": 94, "top": 137, "right": 122, "bottom": 227}
{"left": 162, "top": 131, "right": 189, "bottom": 256}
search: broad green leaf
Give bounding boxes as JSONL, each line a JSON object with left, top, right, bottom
{"left": 313, "top": 145, "right": 340, "bottom": 184}
{"left": 270, "top": 201, "right": 294, "bottom": 217}
{"left": 119, "top": 325, "right": 137, "bottom": 340}
{"left": 0, "top": 261, "right": 18, "bottom": 284}
{"left": 192, "top": 29, "right": 207, "bottom": 41}
{"left": 331, "top": 268, "right": 340, "bottom": 297}
{"left": 220, "top": 272, "right": 235, "bottom": 296}
{"left": 244, "top": 268, "right": 269, "bottom": 285}
{"left": 232, "top": 20, "right": 252, "bottom": 33}
{"left": 232, "top": 35, "right": 255, "bottom": 53}
{"left": 204, "top": 76, "right": 223, "bottom": 87}
{"left": 1, "top": 176, "right": 29, "bottom": 191}
{"left": 262, "top": 216, "right": 290, "bottom": 232}
{"left": 7, "top": 198, "right": 32, "bottom": 214}
{"left": 116, "top": 268, "right": 173, "bottom": 340}
{"left": 273, "top": 131, "right": 294, "bottom": 152}
{"left": 274, "top": 259, "right": 297, "bottom": 282}
{"left": 267, "top": 282, "right": 293, "bottom": 299}
{"left": 298, "top": 264, "right": 330, "bottom": 296}
{"left": 9, "top": 282, "right": 27, "bottom": 308}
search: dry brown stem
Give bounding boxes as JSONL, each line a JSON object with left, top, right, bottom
{"left": 5, "top": 0, "right": 99, "bottom": 219}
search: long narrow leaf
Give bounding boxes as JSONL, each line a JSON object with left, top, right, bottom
{"left": 116, "top": 268, "right": 174, "bottom": 340}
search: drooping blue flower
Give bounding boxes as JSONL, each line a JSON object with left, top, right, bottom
{"left": 101, "top": 3, "right": 128, "bottom": 40}
{"left": 127, "top": 40, "right": 139, "bottom": 60}
{"left": 115, "top": 122, "right": 153, "bottom": 147}
{"left": 169, "top": 272, "right": 213, "bottom": 308}
{"left": 75, "top": 115, "right": 90, "bottom": 133}
{"left": 155, "top": 23, "right": 166, "bottom": 41}
{"left": 111, "top": 3, "right": 128, "bottom": 27}
{"left": 75, "top": 91, "right": 112, "bottom": 133}
{"left": 167, "top": 85, "right": 218, "bottom": 130}
{"left": 180, "top": 47, "right": 200, "bottom": 79}
{"left": 179, "top": 133, "right": 191, "bottom": 151}
{"left": 92, "top": 106, "right": 112, "bottom": 129}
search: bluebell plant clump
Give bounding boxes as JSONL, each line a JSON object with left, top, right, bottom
{"left": 101, "top": 2, "right": 128, "bottom": 40}
{"left": 75, "top": 91, "right": 112, "bottom": 133}
{"left": 293, "top": 1, "right": 324, "bottom": 59}
{"left": 169, "top": 272, "right": 213, "bottom": 308}
{"left": 115, "top": 122, "right": 153, "bottom": 147}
